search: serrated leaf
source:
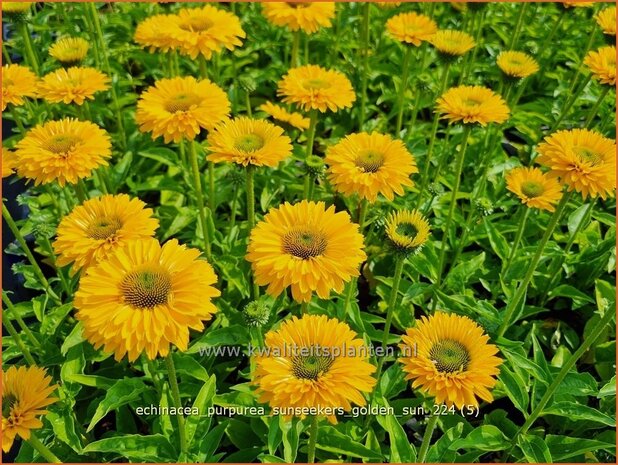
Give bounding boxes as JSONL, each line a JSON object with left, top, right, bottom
{"left": 87, "top": 378, "right": 149, "bottom": 432}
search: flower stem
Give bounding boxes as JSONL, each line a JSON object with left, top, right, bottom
{"left": 307, "top": 415, "right": 319, "bottom": 463}
{"left": 27, "top": 434, "right": 61, "bottom": 463}
{"left": 75, "top": 179, "right": 89, "bottom": 204}
{"left": 395, "top": 46, "right": 412, "bottom": 135}
{"left": 508, "top": 2, "right": 528, "bottom": 50}
{"left": 291, "top": 30, "right": 301, "bottom": 68}
{"left": 303, "top": 111, "right": 319, "bottom": 199}
{"left": 408, "top": 42, "right": 430, "bottom": 130}
{"left": 550, "top": 74, "right": 592, "bottom": 132}
{"left": 246, "top": 166, "right": 260, "bottom": 299}
{"left": 359, "top": 2, "right": 370, "bottom": 130}
{"left": 189, "top": 140, "right": 212, "bottom": 261}
{"left": 18, "top": 22, "right": 39, "bottom": 74}
{"left": 165, "top": 353, "right": 188, "bottom": 456}
{"left": 2, "top": 292, "right": 41, "bottom": 348}
{"left": 245, "top": 90, "right": 252, "bottom": 117}
{"left": 418, "top": 414, "right": 439, "bottom": 463}
{"left": 228, "top": 183, "right": 240, "bottom": 237}
{"left": 208, "top": 161, "right": 216, "bottom": 212}
{"left": 2, "top": 311, "right": 37, "bottom": 366}
{"left": 503, "top": 207, "right": 530, "bottom": 275}
{"left": 496, "top": 191, "right": 572, "bottom": 338}
{"left": 584, "top": 85, "right": 611, "bottom": 127}
{"left": 10, "top": 105, "right": 25, "bottom": 133}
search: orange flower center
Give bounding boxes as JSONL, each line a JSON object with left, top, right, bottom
{"left": 121, "top": 266, "right": 172, "bottom": 309}
{"left": 355, "top": 150, "right": 385, "bottom": 173}
{"left": 87, "top": 216, "right": 122, "bottom": 240}
{"left": 282, "top": 227, "right": 327, "bottom": 259}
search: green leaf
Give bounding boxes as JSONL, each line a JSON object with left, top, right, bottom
{"left": 316, "top": 425, "right": 383, "bottom": 460}
{"left": 548, "top": 284, "right": 594, "bottom": 309}
{"left": 598, "top": 375, "right": 616, "bottom": 398}
{"left": 542, "top": 401, "right": 616, "bottom": 426}
{"left": 484, "top": 219, "right": 510, "bottom": 261}
{"left": 66, "top": 374, "right": 116, "bottom": 389}
{"left": 517, "top": 435, "right": 553, "bottom": 463}
{"left": 60, "top": 322, "right": 85, "bottom": 356}
{"left": 173, "top": 352, "right": 211, "bottom": 382}
{"left": 82, "top": 434, "right": 176, "bottom": 462}
{"left": 375, "top": 414, "right": 416, "bottom": 462}
{"left": 198, "top": 422, "right": 228, "bottom": 462}
{"left": 47, "top": 405, "right": 83, "bottom": 453}
{"left": 87, "top": 378, "right": 149, "bottom": 432}
{"left": 280, "top": 417, "right": 302, "bottom": 463}
{"left": 449, "top": 425, "right": 510, "bottom": 452}
{"left": 498, "top": 365, "right": 529, "bottom": 414}
{"left": 185, "top": 375, "right": 217, "bottom": 446}
{"left": 545, "top": 435, "right": 616, "bottom": 461}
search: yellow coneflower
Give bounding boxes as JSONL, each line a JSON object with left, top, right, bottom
{"left": 74, "top": 238, "right": 220, "bottom": 362}
{"left": 134, "top": 14, "right": 178, "bottom": 53}
{"left": 537, "top": 129, "right": 616, "bottom": 199}
{"left": 2, "top": 64, "right": 38, "bottom": 111}
{"left": 386, "top": 12, "right": 438, "bottom": 46}
{"left": 206, "top": 117, "right": 293, "bottom": 168}
{"left": 14, "top": 118, "right": 111, "bottom": 186}
{"left": 325, "top": 132, "right": 418, "bottom": 202}
{"left": 562, "top": 1, "right": 594, "bottom": 8}
{"left": 399, "top": 312, "right": 502, "bottom": 409}
{"left": 2, "top": 366, "right": 58, "bottom": 453}
{"left": 505, "top": 167, "right": 563, "bottom": 212}
{"left": 596, "top": 6, "right": 616, "bottom": 36}
{"left": 246, "top": 200, "right": 366, "bottom": 303}
{"left": 262, "top": 2, "right": 336, "bottom": 34}
{"left": 429, "top": 30, "right": 476, "bottom": 57}
{"left": 258, "top": 101, "right": 310, "bottom": 130}
{"left": 38, "top": 67, "right": 109, "bottom": 105}
{"left": 277, "top": 64, "right": 356, "bottom": 113}
{"left": 254, "top": 314, "right": 376, "bottom": 424}
{"left": 136, "top": 76, "right": 230, "bottom": 143}
{"left": 496, "top": 51, "right": 540, "bottom": 79}
{"left": 2, "top": 2, "right": 33, "bottom": 14}
{"left": 376, "top": 2, "right": 402, "bottom": 8}
{"left": 584, "top": 46, "right": 616, "bottom": 86}
{"left": 436, "top": 85, "right": 510, "bottom": 126}
{"left": 53, "top": 194, "right": 159, "bottom": 274}
{"left": 385, "top": 209, "right": 431, "bottom": 255}
{"left": 48, "top": 37, "right": 89, "bottom": 65}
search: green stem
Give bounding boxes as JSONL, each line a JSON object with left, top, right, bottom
{"left": 27, "top": 434, "right": 61, "bottom": 463}
{"left": 291, "top": 30, "right": 301, "bottom": 68}
{"left": 75, "top": 179, "right": 89, "bottom": 204}
{"left": 565, "top": 26, "right": 597, "bottom": 98}
{"left": 301, "top": 301, "right": 309, "bottom": 314}
{"left": 228, "top": 183, "right": 240, "bottom": 237}
{"left": 165, "top": 354, "right": 187, "bottom": 456}
{"left": 245, "top": 90, "right": 252, "bottom": 117}
{"left": 395, "top": 46, "right": 412, "bottom": 135}
{"left": 189, "top": 140, "right": 212, "bottom": 261}
{"left": 2, "top": 311, "right": 37, "bottom": 366}
{"left": 10, "top": 105, "right": 25, "bottom": 133}
{"left": 246, "top": 166, "right": 260, "bottom": 299}
{"left": 307, "top": 415, "right": 319, "bottom": 464}
{"left": 550, "top": 74, "right": 592, "bottom": 131}
{"left": 146, "top": 358, "right": 163, "bottom": 398}
{"left": 305, "top": 174, "right": 316, "bottom": 200}
{"left": 409, "top": 42, "right": 430, "bottom": 130}
{"left": 418, "top": 414, "right": 439, "bottom": 463}
{"left": 18, "top": 22, "right": 39, "bottom": 74}
{"left": 305, "top": 110, "right": 318, "bottom": 161}
{"left": 584, "top": 85, "right": 611, "bottom": 127}
{"left": 208, "top": 161, "right": 216, "bottom": 212}
{"left": 496, "top": 192, "right": 572, "bottom": 337}
{"left": 359, "top": 2, "right": 370, "bottom": 130}
{"left": 535, "top": 9, "right": 566, "bottom": 84}
{"left": 503, "top": 207, "right": 530, "bottom": 275}
{"left": 4, "top": 292, "right": 41, "bottom": 347}
{"left": 508, "top": 2, "right": 528, "bottom": 50}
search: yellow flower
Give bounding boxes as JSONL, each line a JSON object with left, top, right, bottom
{"left": 54, "top": 194, "right": 159, "bottom": 274}
{"left": 429, "top": 30, "right": 476, "bottom": 57}
{"left": 385, "top": 209, "right": 431, "bottom": 255}
{"left": 496, "top": 51, "right": 539, "bottom": 79}
{"left": 2, "top": 2, "right": 33, "bottom": 13}
{"left": 258, "top": 101, "right": 310, "bottom": 130}
{"left": 15, "top": 118, "right": 111, "bottom": 186}
{"left": 376, "top": 2, "right": 402, "bottom": 8}
{"left": 254, "top": 314, "right": 376, "bottom": 424}
{"left": 325, "top": 132, "right": 418, "bottom": 202}
{"left": 74, "top": 238, "right": 220, "bottom": 362}
{"left": 2, "top": 366, "right": 57, "bottom": 453}
{"left": 386, "top": 12, "right": 438, "bottom": 46}
{"left": 134, "top": 14, "right": 178, "bottom": 53}
{"left": 562, "top": 1, "right": 594, "bottom": 8}
{"left": 584, "top": 46, "right": 616, "bottom": 86}
{"left": 247, "top": 200, "right": 366, "bottom": 303}
{"left": 505, "top": 167, "right": 563, "bottom": 212}
{"left": 436, "top": 85, "right": 510, "bottom": 126}
{"left": 48, "top": 37, "right": 89, "bottom": 65}
{"left": 277, "top": 64, "right": 356, "bottom": 113}
{"left": 38, "top": 67, "right": 109, "bottom": 105}
{"left": 399, "top": 312, "right": 502, "bottom": 409}
{"left": 206, "top": 117, "right": 293, "bottom": 168}
{"left": 168, "top": 5, "right": 246, "bottom": 59}
{"left": 262, "top": 2, "right": 335, "bottom": 34}
{"left": 537, "top": 129, "right": 616, "bottom": 199}
{"left": 136, "top": 76, "right": 230, "bottom": 143}
{"left": 596, "top": 6, "right": 616, "bottom": 36}
{"left": 2, "top": 149, "right": 16, "bottom": 178}
{"left": 2, "top": 64, "right": 38, "bottom": 111}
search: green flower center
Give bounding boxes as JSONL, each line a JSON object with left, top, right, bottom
{"left": 521, "top": 181, "right": 545, "bottom": 198}
{"left": 287, "top": 2, "right": 310, "bottom": 8}
{"left": 464, "top": 98, "right": 482, "bottom": 107}
{"left": 355, "top": 150, "right": 385, "bottom": 173}
{"left": 282, "top": 228, "right": 327, "bottom": 259}
{"left": 234, "top": 133, "right": 265, "bottom": 152}
{"left": 2, "top": 393, "right": 17, "bottom": 419}
{"left": 121, "top": 266, "right": 172, "bottom": 309}
{"left": 395, "top": 221, "right": 418, "bottom": 240}
{"left": 165, "top": 92, "right": 199, "bottom": 113}
{"left": 575, "top": 146, "right": 603, "bottom": 166}
{"left": 45, "top": 134, "right": 80, "bottom": 154}
{"left": 179, "top": 18, "right": 213, "bottom": 32}
{"left": 429, "top": 339, "right": 471, "bottom": 374}
{"left": 304, "top": 79, "right": 330, "bottom": 90}
{"left": 87, "top": 217, "right": 123, "bottom": 240}
{"left": 291, "top": 353, "right": 335, "bottom": 380}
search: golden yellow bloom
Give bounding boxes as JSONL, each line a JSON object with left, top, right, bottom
{"left": 2, "top": 2, "right": 33, "bottom": 13}
{"left": 325, "top": 132, "right": 418, "bottom": 202}
{"left": 254, "top": 314, "right": 376, "bottom": 424}
{"left": 38, "top": 67, "right": 109, "bottom": 105}
{"left": 376, "top": 2, "right": 402, "bottom": 8}
{"left": 386, "top": 12, "right": 438, "bottom": 46}
{"left": 247, "top": 200, "right": 366, "bottom": 303}
{"left": 2, "top": 366, "right": 57, "bottom": 453}
{"left": 277, "top": 64, "right": 356, "bottom": 113}
{"left": 399, "top": 312, "right": 502, "bottom": 409}
{"left": 74, "top": 238, "right": 220, "bottom": 362}
{"left": 134, "top": 14, "right": 178, "bottom": 53}
{"left": 2, "top": 64, "right": 38, "bottom": 111}
{"left": 2, "top": 149, "right": 16, "bottom": 178}
{"left": 505, "top": 167, "right": 563, "bottom": 212}
{"left": 537, "top": 129, "right": 616, "bottom": 199}
{"left": 206, "top": 117, "right": 293, "bottom": 168}
{"left": 450, "top": 2, "right": 467, "bottom": 12}
{"left": 596, "top": 6, "right": 616, "bottom": 36}
{"left": 385, "top": 209, "right": 431, "bottom": 255}
{"left": 54, "top": 194, "right": 159, "bottom": 274}
{"left": 168, "top": 5, "right": 246, "bottom": 59}
{"left": 15, "top": 118, "right": 111, "bottom": 186}
{"left": 136, "top": 76, "right": 230, "bottom": 143}
{"left": 496, "top": 51, "right": 539, "bottom": 79}
{"left": 436, "top": 85, "right": 510, "bottom": 126}
{"left": 48, "top": 37, "right": 89, "bottom": 65}
{"left": 429, "top": 30, "right": 476, "bottom": 57}
{"left": 562, "top": 1, "right": 594, "bottom": 8}
{"left": 262, "top": 2, "right": 335, "bottom": 34}
{"left": 258, "top": 101, "right": 310, "bottom": 130}
{"left": 584, "top": 46, "right": 616, "bottom": 86}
